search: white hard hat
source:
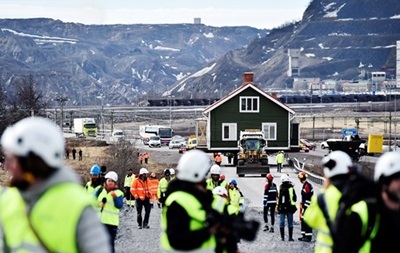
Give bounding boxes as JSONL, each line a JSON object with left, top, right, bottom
{"left": 177, "top": 150, "right": 212, "bottom": 183}
{"left": 281, "top": 174, "right": 290, "bottom": 182}
{"left": 105, "top": 171, "right": 118, "bottom": 182}
{"left": 139, "top": 168, "right": 149, "bottom": 175}
{"left": 169, "top": 168, "right": 175, "bottom": 175}
{"left": 210, "top": 164, "right": 221, "bottom": 174}
{"left": 212, "top": 186, "right": 228, "bottom": 197}
{"left": 1, "top": 117, "right": 65, "bottom": 169}
{"left": 322, "top": 150, "right": 352, "bottom": 178}
{"left": 374, "top": 152, "right": 400, "bottom": 182}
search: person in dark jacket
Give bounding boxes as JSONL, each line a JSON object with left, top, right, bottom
{"left": 298, "top": 171, "right": 314, "bottom": 242}
{"left": 277, "top": 174, "right": 297, "bottom": 241}
{"left": 263, "top": 173, "right": 278, "bottom": 233}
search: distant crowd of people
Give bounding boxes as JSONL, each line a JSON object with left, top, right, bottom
{"left": 0, "top": 116, "right": 399, "bottom": 253}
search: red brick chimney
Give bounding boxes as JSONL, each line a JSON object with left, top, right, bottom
{"left": 242, "top": 72, "right": 254, "bottom": 86}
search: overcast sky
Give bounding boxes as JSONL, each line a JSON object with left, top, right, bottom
{"left": 0, "top": 0, "right": 311, "bottom": 29}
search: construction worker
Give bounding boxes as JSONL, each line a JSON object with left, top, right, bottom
{"left": 148, "top": 172, "right": 160, "bottom": 208}
{"left": 228, "top": 179, "right": 244, "bottom": 213}
{"left": 0, "top": 116, "right": 111, "bottom": 252}
{"left": 144, "top": 152, "right": 150, "bottom": 164}
{"left": 298, "top": 171, "right": 314, "bottom": 242}
{"left": 95, "top": 171, "right": 124, "bottom": 253}
{"left": 214, "top": 153, "right": 222, "bottom": 166}
{"left": 277, "top": 174, "right": 297, "bottom": 241}
{"left": 206, "top": 164, "right": 227, "bottom": 191}
{"left": 334, "top": 152, "right": 400, "bottom": 252}
{"left": 158, "top": 168, "right": 172, "bottom": 207}
{"left": 303, "top": 150, "right": 353, "bottom": 252}
{"left": 212, "top": 186, "right": 239, "bottom": 253}
{"left": 124, "top": 168, "right": 135, "bottom": 208}
{"left": 161, "top": 150, "right": 218, "bottom": 252}
{"left": 131, "top": 168, "right": 152, "bottom": 229}
{"left": 85, "top": 164, "right": 103, "bottom": 194}
{"left": 138, "top": 153, "right": 143, "bottom": 164}
{"left": 276, "top": 151, "right": 285, "bottom": 173}
{"left": 263, "top": 173, "right": 278, "bottom": 233}
{"left": 169, "top": 168, "right": 176, "bottom": 179}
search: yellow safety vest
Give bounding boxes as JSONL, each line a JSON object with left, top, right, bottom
{"left": 349, "top": 200, "right": 380, "bottom": 253}
{"left": 161, "top": 191, "right": 216, "bottom": 253}
{"left": 97, "top": 188, "right": 124, "bottom": 226}
{"left": 206, "top": 179, "right": 227, "bottom": 191}
{"left": 124, "top": 175, "right": 134, "bottom": 188}
{"left": 158, "top": 177, "right": 170, "bottom": 198}
{"left": 0, "top": 184, "right": 91, "bottom": 253}
{"left": 304, "top": 185, "right": 341, "bottom": 253}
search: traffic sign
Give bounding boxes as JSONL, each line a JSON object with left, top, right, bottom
{"left": 342, "top": 128, "right": 358, "bottom": 137}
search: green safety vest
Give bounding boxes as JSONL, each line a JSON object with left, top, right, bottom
{"left": 349, "top": 200, "right": 380, "bottom": 253}
{"left": 97, "top": 188, "right": 124, "bottom": 226}
{"left": 161, "top": 191, "right": 216, "bottom": 252}
{"left": 0, "top": 184, "right": 91, "bottom": 253}
{"left": 158, "top": 177, "right": 170, "bottom": 198}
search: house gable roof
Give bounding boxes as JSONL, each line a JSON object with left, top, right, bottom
{"left": 203, "top": 83, "right": 295, "bottom": 114}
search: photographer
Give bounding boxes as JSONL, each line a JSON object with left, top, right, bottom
{"left": 161, "top": 150, "right": 218, "bottom": 252}
{"left": 161, "top": 150, "right": 259, "bottom": 253}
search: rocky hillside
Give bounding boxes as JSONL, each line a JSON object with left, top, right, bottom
{"left": 0, "top": 18, "right": 266, "bottom": 105}
{"left": 171, "top": 0, "right": 400, "bottom": 98}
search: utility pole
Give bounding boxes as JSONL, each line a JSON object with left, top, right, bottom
{"left": 53, "top": 95, "right": 69, "bottom": 128}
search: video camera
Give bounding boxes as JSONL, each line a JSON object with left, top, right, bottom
{"left": 100, "top": 165, "right": 107, "bottom": 183}
{"left": 206, "top": 202, "right": 260, "bottom": 242}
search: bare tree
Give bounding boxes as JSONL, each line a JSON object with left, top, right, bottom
{"left": 102, "top": 140, "right": 139, "bottom": 188}
{"left": 7, "top": 75, "right": 47, "bottom": 123}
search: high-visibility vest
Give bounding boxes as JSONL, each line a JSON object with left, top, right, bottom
{"left": 161, "top": 191, "right": 216, "bottom": 252}
{"left": 131, "top": 177, "right": 151, "bottom": 200}
{"left": 124, "top": 174, "right": 134, "bottom": 188}
{"left": 348, "top": 200, "right": 380, "bottom": 253}
{"left": 97, "top": 188, "right": 124, "bottom": 226}
{"left": 0, "top": 184, "right": 91, "bottom": 253}
{"left": 304, "top": 185, "right": 341, "bottom": 253}
{"left": 206, "top": 178, "right": 227, "bottom": 191}
{"left": 148, "top": 178, "right": 159, "bottom": 195}
{"left": 158, "top": 177, "right": 170, "bottom": 198}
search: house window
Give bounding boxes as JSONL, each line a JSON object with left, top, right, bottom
{"left": 262, "top": 123, "right": 277, "bottom": 140}
{"left": 222, "top": 123, "right": 237, "bottom": 141}
{"left": 240, "top": 96, "right": 259, "bottom": 112}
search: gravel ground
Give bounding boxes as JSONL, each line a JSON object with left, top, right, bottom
{"left": 115, "top": 142, "right": 317, "bottom": 253}
{"left": 115, "top": 201, "right": 316, "bottom": 253}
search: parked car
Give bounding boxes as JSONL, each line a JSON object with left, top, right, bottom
{"left": 169, "top": 139, "right": 184, "bottom": 149}
{"left": 148, "top": 136, "right": 161, "bottom": 148}
{"left": 300, "top": 139, "right": 316, "bottom": 150}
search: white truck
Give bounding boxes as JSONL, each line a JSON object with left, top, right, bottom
{"left": 73, "top": 118, "right": 97, "bottom": 137}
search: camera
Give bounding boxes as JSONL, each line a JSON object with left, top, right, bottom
{"left": 206, "top": 209, "right": 260, "bottom": 242}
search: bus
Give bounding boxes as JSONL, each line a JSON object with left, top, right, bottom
{"left": 139, "top": 125, "right": 174, "bottom": 145}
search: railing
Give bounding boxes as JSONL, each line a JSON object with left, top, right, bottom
{"left": 291, "top": 158, "right": 325, "bottom": 185}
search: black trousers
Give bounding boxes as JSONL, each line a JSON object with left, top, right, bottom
{"left": 263, "top": 204, "right": 276, "bottom": 225}
{"left": 136, "top": 198, "right": 151, "bottom": 226}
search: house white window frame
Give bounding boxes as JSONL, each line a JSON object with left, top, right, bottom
{"left": 239, "top": 96, "right": 259, "bottom": 113}
{"left": 262, "top": 122, "right": 277, "bottom": 141}
{"left": 222, "top": 123, "right": 237, "bottom": 141}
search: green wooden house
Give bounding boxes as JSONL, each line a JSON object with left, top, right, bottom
{"left": 198, "top": 72, "right": 300, "bottom": 154}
